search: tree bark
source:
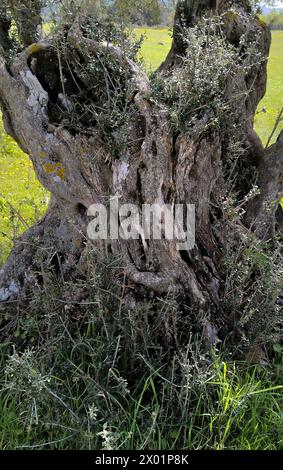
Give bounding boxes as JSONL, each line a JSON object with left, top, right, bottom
{"left": 0, "top": 1, "right": 281, "bottom": 340}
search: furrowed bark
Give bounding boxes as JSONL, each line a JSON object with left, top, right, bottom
{"left": 0, "top": 1, "right": 281, "bottom": 341}
{"left": 245, "top": 130, "right": 283, "bottom": 239}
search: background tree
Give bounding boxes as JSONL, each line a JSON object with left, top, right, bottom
{"left": 109, "top": 0, "right": 162, "bottom": 25}
{"left": 0, "top": 0, "right": 282, "bottom": 353}
{"left": 3, "top": 0, "right": 43, "bottom": 46}
{"left": 263, "top": 10, "right": 283, "bottom": 29}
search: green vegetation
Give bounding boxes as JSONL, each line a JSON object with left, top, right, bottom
{"left": 261, "top": 10, "right": 283, "bottom": 30}
{"left": 0, "top": 133, "right": 48, "bottom": 264}
{"left": 110, "top": 0, "right": 163, "bottom": 26}
{"left": 136, "top": 27, "right": 173, "bottom": 70}
{"left": 0, "top": 347, "right": 282, "bottom": 450}
{"left": 50, "top": 18, "right": 142, "bottom": 159}
{"left": 151, "top": 20, "right": 257, "bottom": 137}
{"left": 0, "top": 26, "right": 282, "bottom": 451}
{"left": 0, "top": 253, "right": 282, "bottom": 450}
{"left": 138, "top": 28, "right": 283, "bottom": 145}
{"left": 255, "top": 30, "right": 283, "bottom": 145}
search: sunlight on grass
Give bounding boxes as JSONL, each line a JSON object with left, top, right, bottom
{"left": 136, "top": 27, "right": 173, "bottom": 71}
{"left": 255, "top": 30, "right": 283, "bottom": 145}
{"left": 0, "top": 133, "right": 48, "bottom": 263}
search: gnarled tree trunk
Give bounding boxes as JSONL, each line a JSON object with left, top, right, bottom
{"left": 0, "top": 0, "right": 282, "bottom": 344}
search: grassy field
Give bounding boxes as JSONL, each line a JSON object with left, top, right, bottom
{"left": 0, "top": 135, "right": 48, "bottom": 263}
{"left": 0, "top": 29, "right": 282, "bottom": 263}
{"left": 136, "top": 27, "right": 173, "bottom": 70}
{"left": 254, "top": 30, "right": 283, "bottom": 145}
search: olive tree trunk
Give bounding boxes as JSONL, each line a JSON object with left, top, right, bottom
{"left": 0, "top": 0, "right": 282, "bottom": 337}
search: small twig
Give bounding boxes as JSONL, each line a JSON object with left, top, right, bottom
{"left": 17, "top": 433, "right": 76, "bottom": 449}
{"left": 0, "top": 196, "right": 29, "bottom": 228}
{"left": 56, "top": 39, "right": 67, "bottom": 102}
{"left": 111, "top": 335, "right": 121, "bottom": 370}
{"left": 265, "top": 106, "right": 283, "bottom": 149}
{"left": 44, "top": 384, "right": 79, "bottom": 421}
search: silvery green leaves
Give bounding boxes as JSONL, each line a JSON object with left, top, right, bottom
{"left": 152, "top": 15, "right": 262, "bottom": 135}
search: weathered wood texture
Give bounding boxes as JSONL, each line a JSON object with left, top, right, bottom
{"left": 0, "top": 1, "right": 281, "bottom": 327}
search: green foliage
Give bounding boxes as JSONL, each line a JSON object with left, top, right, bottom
{"left": 0, "top": 253, "right": 282, "bottom": 450}
{"left": 221, "top": 215, "right": 282, "bottom": 349}
{"left": 151, "top": 18, "right": 262, "bottom": 135}
{"left": 254, "top": 30, "right": 283, "bottom": 145}
{"left": 261, "top": 10, "right": 283, "bottom": 29}
{"left": 137, "top": 28, "right": 283, "bottom": 145}
{"left": 109, "top": 0, "right": 162, "bottom": 26}
{"left": 49, "top": 17, "right": 143, "bottom": 159}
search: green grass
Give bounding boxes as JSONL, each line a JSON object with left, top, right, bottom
{"left": 0, "top": 285, "right": 282, "bottom": 450}
{"left": 255, "top": 30, "right": 283, "bottom": 145}
{"left": 0, "top": 360, "right": 282, "bottom": 450}
{"left": 136, "top": 27, "right": 173, "bottom": 71}
{"left": 0, "top": 134, "right": 48, "bottom": 263}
